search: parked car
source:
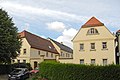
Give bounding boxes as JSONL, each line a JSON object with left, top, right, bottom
{"left": 8, "top": 68, "right": 30, "bottom": 80}
{"left": 30, "top": 67, "right": 39, "bottom": 74}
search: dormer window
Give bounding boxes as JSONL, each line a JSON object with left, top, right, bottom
{"left": 87, "top": 28, "right": 99, "bottom": 35}
{"left": 48, "top": 46, "right": 51, "bottom": 49}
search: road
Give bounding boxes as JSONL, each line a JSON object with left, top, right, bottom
{"left": 0, "top": 75, "right": 8, "bottom": 80}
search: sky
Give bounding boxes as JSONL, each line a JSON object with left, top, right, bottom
{"left": 0, "top": 0, "right": 120, "bottom": 48}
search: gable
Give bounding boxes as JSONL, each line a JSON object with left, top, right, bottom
{"left": 72, "top": 25, "right": 115, "bottom": 42}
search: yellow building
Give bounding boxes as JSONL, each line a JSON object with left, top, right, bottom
{"left": 72, "top": 17, "right": 116, "bottom": 65}
{"left": 49, "top": 38, "right": 73, "bottom": 59}
{"left": 15, "top": 30, "right": 59, "bottom": 69}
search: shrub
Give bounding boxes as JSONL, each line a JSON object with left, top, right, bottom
{"left": 39, "top": 61, "right": 120, "bottom": 80}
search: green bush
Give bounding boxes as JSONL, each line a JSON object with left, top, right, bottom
{"left": 39, "top": 61, "right": 120, "bottom": 80}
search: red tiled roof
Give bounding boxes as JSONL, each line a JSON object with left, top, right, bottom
{"left": 117, "top": 29, "right": 120, "bottom": 33}
{"left": 19, "top": 30, "right": 59, "bottom": 54}
{"left": 82, "top": 17, "right": 104, "bottom": 28}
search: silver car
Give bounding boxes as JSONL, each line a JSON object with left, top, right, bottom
{"left": 8, "top": 68, "right": 30, "bottom": 80}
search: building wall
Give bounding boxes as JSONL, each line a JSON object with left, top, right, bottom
{"left": 59, "top": 50, "right": 73, "bottom": 59}
{"left": 30, "top": 48, "right": 57, "bottom": 59}
{"left": 15, "top": 38, "right": 58, "bottom": 69}
{"left": 73, "top": 26, "right": 116, "bottom": 65}
{"left": 30, "top": 48, "right": 58, "bottom": 68}
{"left": 16, "top": 38, "right": 31, "bottom": 63}
{"left": 49, "top": 40, "right": 61, "bottom": 54}
{"left": 59, "top": 59, "right": 73, "bottom": 63}
{"left": 49, "top": 40, "right": 73, "bottom": 59}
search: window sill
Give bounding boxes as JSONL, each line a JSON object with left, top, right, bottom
{"left": 101, "top": 48, "right": 108, "bottom": 50}
{"left": 79, "top": 50, "right": 85, "bottom": 51}
{"left": 86, "top": 33, "right": 99, "bottom": 35}
{"left": 90, "top": 49, "right": 96, "bottom": 51}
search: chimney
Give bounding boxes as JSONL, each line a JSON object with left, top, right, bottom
{"left": 61, "top": 42, "right": 63, "bottom": 44}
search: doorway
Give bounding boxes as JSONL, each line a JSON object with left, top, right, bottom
{"left": 34, "top": 61, "right": 38, "bottom": 69}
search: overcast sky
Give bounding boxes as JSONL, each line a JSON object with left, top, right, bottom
{"left": 0, "top": 0, "right": 120, "bottom": 48}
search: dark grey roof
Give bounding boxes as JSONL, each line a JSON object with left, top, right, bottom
{"left": 49, "top": 38, "right": 73, "bottom": 53}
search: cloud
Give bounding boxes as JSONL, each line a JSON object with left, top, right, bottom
{"left": 56, "top": 28, "right": 78, "bottom": 48}
{"left": 20, "top": 23, "right": 30, "bottom": 31}
{"left": 0, "top": 1, "right": 87, "bottom": 23}
{"left": 46, "top": 21, "right": 66, "bottom": 32}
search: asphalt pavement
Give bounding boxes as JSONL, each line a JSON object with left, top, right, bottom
{"left": 0, "top": 75, "right": 8, "bottom": 80}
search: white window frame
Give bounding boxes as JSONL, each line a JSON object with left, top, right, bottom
{"left": 23, "top": 49, "right": 26, "bottom": 55}
{"left": 51, "top": 53, "right": 53, "bottom": 58}
{"left": 91, "top": 43, "right": 95, "bottom": 50}
{"left": 102, "top": 42, "right": 107, "bottom": 49}
{"left": 80, "top": 44, "right": 84, "bottom": 51}
{"left": 38, "top": 51, "right": 40, "bottom": 55}
{"left": 46, "top": 52, "right": 48, "bottom": 57}
{"left": 80, "top": 59, "right": 84, "bottom": 64}
{"left": 91, "top": 59, "right": 95, "bottom": 64}
{"left": 103, "top": 59, "right": 107, "bottom": 66}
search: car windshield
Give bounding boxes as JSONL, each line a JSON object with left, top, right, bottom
{"left": 11, "top": 69, "right": 23, "bottom": 74}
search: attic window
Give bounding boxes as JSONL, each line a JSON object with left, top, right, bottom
{"left": 87, "top": 28, "right": 99, "bottom": 35}
{"left": 48, "top": 46, "right": 52, "bottom": 49}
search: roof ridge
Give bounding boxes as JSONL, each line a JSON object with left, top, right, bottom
{"left": 49, "top": 38, "right": 68, "bottom": 47}
{"left": 82, "top": 16, "right": 104, "bottom": 28}
{"left": 22, "top": 30, "right": 49, "bottom": 42}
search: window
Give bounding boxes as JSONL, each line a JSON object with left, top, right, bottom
{"left": 87, "top": 28, "right": 99, "bottom": 35}
{"left": 91, "top": 43, "right": 95, "bottom": 50}
{"left": 38, "top": 51, "right": 40, "bottom": 55}
{"left": 46, "top": 52, "right": 48, "bottom": 57}
{"left": 63, "top": 53, "right": 64, "bottom": 57}
{"left": 23, "top": 60, "right": 26, "bottom": 63}
{"left": 18, "top": 60, "right": 20, "bottom": 63}
{"left": 66, "top": 53, "right": 68, "bottom": 57}
{"left": 18, "top": 50, "right": 21, "bottom": 54}
{"left": 61, "top": 52, "right": 63, "bottom": 56}
{"left": 91, "top": 59, "right": 95, "bottom": 64}
{"left": 80, "top": 44, "right": 84, "bottom": 51}
{"left": 102, "top": 42, "right": 107, "bottom": 49}
{"left": 80, "top": 59, "right": 84, "bottom": 64}
{"left": 51, "top": 53, "right": 53, "bottom": 58}
{"left": 23, "top": 49, "right": 26, "bottom": 55}
{"left": 48, "top": 46, "right": 51, "bottom": 49}
{"left": 103, "top": 59, "right": 107, "bottom": 66}
{"left": 68, "top": 54, "right": 70, "bottom": 57}
{"left": 12, "top": 60, "right": 15, "bottom": 63}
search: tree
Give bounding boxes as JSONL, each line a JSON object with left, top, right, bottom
{"left": 0, "top": 8, "right": 21, "bottom": 64}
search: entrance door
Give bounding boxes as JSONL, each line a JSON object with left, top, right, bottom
{"left": 34, "top": 61, "right": 38, "bottom": 69}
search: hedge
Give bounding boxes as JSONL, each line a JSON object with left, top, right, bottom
{"left": 39, "top": 61, "right": 120, "bottom": 80}
{"left": 0, "top": 63, "right": 32, "bottom": 74}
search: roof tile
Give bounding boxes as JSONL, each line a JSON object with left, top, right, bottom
{"left": 49, "top": 38, "right": 73, "bottom": 53}
{"left": 19, "top": 30, "right": 59, "bottom": 54}
{"left": 82, "top": 17, "right": 104, "bottom": 28}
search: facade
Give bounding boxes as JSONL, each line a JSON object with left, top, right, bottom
{"left": 49, "top": 38, "right": 73, "bottom": 59}
{"left": 15, "top": 30, "right": 59, "bottom": 69}
{"left": 72, "top": 17, "right": 116, "bottom": 65}
{"left": 116, "top": 30, "right": 120, "bottom": 64}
